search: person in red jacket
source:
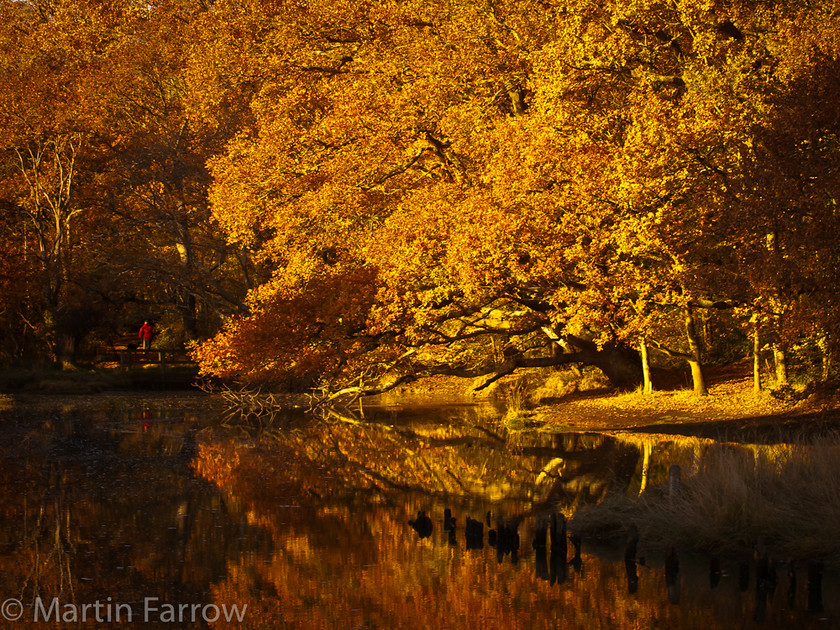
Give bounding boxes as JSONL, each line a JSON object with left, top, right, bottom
{"left": 138, "top": 321, "right": 154, "bottom": 352}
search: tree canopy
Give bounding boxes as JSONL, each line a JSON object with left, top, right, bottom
{"left": 2, "top": 0, "right": 839, "bottom": 395}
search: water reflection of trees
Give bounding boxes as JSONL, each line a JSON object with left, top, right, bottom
{"left": 235, "top": 406, "right": 642, "bottom": 510}
{"left": 194, "top": 411, "right": 838, "bottom": 629}
{"left": 605, "top": 432, "right": 840, "bottom": 560}
{"left": 0, "top": 406, "right": 270, "bottom": 627}
{"left": 197, "top": 445, "right": 837, "bottom": 630}
{"left": 2, "top": 402, "right": 836, "bottom": 629}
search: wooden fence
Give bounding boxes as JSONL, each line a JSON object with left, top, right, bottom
{"left": 99, "top": 335, "right": 194, "bottom": 370}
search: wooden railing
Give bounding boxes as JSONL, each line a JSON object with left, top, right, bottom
{"left": 97, "top": 336, "right": 194, "bottom": 370}
{"left": 114, "top": 349, "right": 194, "bottom": 370}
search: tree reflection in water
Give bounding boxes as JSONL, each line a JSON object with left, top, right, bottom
{"left": 0, "top": 400, "right": 837, "bottom": 629}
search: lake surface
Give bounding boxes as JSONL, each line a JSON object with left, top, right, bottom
{"left": 0, "top": 395, "right": 836, "bottom": 629}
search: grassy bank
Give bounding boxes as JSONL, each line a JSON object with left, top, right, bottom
{"left": 534, "top": 362, "right": 840, "bottom": 433}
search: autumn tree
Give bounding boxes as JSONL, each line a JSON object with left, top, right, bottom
{"left": 733, "top": 54, "right": 840, "bottom": 386}
{"left": 0, "top": 0, "right": 108, "bottom": 362}
{"left": 4, "top": 0, "right": 834, "bottom": 392}
{"left": 93, "top": 0, "right": 256, "bottom": 340}
{"left": 0, "top": 0, "right": 255, "bottom": 364}
{"left": 190, "top": 0, "right": 840, "bottom": 396}
{"left": 191, "top": 0, "right": 646, "bottom": 391}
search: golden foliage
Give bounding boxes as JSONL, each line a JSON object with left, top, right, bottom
{"left": 186, "top": 0, "right": 840, "bottom": 387}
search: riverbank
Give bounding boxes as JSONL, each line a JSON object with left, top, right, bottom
{"left": 3, "top": 372, "right": 839, "bottom": 568}
{"left": 378, "top": 363, "right": 840, "bottom": 566}
{"left": 0, "top": 364, "right": 200, "bottom": 395}
{"left": 534, "top": 362, "right": 840, "bottom": 437}
{"left": 521, "top": 364, "right": 840, "bottom": 565}
{"left": 5, "top": 361, "right": 837, "bottom": 437}
{"left": 375, "top": 361, "right": 840, "bottom": 437}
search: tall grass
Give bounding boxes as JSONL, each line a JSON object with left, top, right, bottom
{"left": 571, "top": 436, "right": 840, "bottom": 564}
{"left": 501, "top": 380, "right": 529, "bottom": 430}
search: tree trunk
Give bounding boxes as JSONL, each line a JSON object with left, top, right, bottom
{"left": 773, "top": 344, "right": 788, "bottom": 386}
{"left": 6, "top": 322, "right": 21, "bottom": 366}
{"left": 701, "top": 311, "right": 712, "bottom": 355}
{"left": 819, "top": 335, "right": 833, "bottom": 382}
{"left": 180, "top": 293, "right": 199, "bottom": 340}
{"left": 684, "top": 306, "right": 708, "bottom": 396}
{"left": 639, "top": 440, "right": 652, "bottom": 494}
{"left": 57, "top": 332, "right": 77, "bottom": 369}
{"left": 565, "top": 336, "right": 642, "bottom": 389}
{"left": 639, "top": 337, "right": 653, "bottom": 395}
{"left": 352, "top": 337, "right": 644, "bottom": 399}
{"left": 175, "top": 218, "right": 200, "bottom": 341}
{"left": 753, "top": 326, "right": 762, "bottom": 392}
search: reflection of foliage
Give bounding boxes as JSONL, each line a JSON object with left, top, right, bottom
{"left": 2, "top": 401, "right": 834, "bottom": 629}
{"left": 196, "top": 424, "right": 837, "bottom": 629}
{"left": 304, "top": 418, "right": 626, "bottom": 502}
{"left": 0, "top": 404, "right": 271, "bottom": 627}
{"left": 203, "top": 465, "right": 816, "bottom": 630}
{"left": 193, "top": 410, "right": 640, "bottom": 522}
{"left": 3, "top": 486, "right": 79, "bottom": 610}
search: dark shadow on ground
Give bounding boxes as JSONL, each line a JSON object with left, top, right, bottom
{"left": 649, "top": 362, "right": 756, "bottom": 392}
{"left": 625, "top": 409, "right": 840, "bottom": 443}
{"left": 537, "top": 387, "right": 615, "bottom": 406}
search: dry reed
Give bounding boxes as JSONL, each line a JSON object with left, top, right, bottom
{"left": 570, "top": 435, "right": 840, "bottom": 564}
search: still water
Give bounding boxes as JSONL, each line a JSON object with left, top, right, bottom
{"left": 0, "top": 395, "right": 836, "bottom": 629}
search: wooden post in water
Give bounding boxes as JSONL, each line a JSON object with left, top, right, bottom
{"left": 665, "top": 547, "right": 680, "bottom": 604}
{"left": 465, "top": 517, "right": 484, "bottom": 550}
{"left": 533, "top": 515, "right": 549, "bottom": 580}
{"left": 549, "top": 512, "right": 566, "bottom": 551}
{"left": 787, "top": 561, "right": 797, "bottom": 610}
{"left": 807, "top": 561, "right": 824, "bottom": 613}
{"left": 624, "top": 523, "right": 640, "bottom": 593}
{"left": 569, "top": 532, "right": 582, "bottom": 573}
{"left": 624, "top": 523, "right": 639, "bottom": 561}
{"left": 443, "top": 508, "right": 456, "bottom": 545}
{"left": 549, "top": 513, "right": 567, "bottom": 585}
{"left": 532, "top": 515, "right": 548, "bottom": 549}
